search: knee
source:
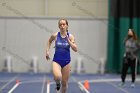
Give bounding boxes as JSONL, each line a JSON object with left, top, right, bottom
{"left": 54, "top": 75, "right": 62, "bottom": 81}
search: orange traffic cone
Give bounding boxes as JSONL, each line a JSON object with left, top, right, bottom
{"left": 16, "top": 79, "right": 20, "bottom": 84}
{"left": 84, "top": 80, "right": 90, "bottom": 90}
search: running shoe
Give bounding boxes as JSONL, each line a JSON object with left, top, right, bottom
{"left": 56, "top": 81, "right": 61, "bottom": 91}
{"left": 131, "top": 83, "right": 135, "bottom": 88}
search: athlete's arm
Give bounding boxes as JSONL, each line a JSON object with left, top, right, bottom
{"left": 46, "top": 32, "right": 57, "bottom": 60}
{"left": 67, "top": 34, "right": 78, "bottom": 52}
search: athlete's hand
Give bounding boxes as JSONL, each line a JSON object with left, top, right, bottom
{"left": 46, "top": 51, "right": 50, "bottom": 60}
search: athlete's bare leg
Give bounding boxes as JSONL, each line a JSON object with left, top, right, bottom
{"left": 61, "top": 64, "right": 71, "bottom": 93}
{"left": 52, "top": 62, "right": 62, "bottom": 90}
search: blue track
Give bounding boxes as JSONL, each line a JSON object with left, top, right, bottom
{"left": 0, "top": 73, "right": 140, "bottom": 93}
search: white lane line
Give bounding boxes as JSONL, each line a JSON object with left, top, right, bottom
{"left": 0, "top": 74, "right": 20, "bottom": 91}
{"left": 78, "top": 81, "right": 90, "bottom": 93}
{"left": 72, "top": 77, "right": 90, "bottom": 93}
{"left": 80, "top": 78, "right": 140, "bottom": 83}
{"left": 79, "top": 78, "right": 139, "bottom": 93}
{"left": 20, "top": 80, "right": 43, "bottom": 84}
{"left": 41, "top": 75, "right": 46, "bottom": 93}
{"left": 8, "top": 80, "right": 20, "bottom": 93}
{"left": 46, "top": 80, "right": 50, "bottom": 93}
{"left": 106, "top": 82, "right": 130, "bottom": 93}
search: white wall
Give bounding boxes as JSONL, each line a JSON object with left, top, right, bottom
{"left": 48, "top": 0, "right": 108, "bottom": 17}
{"left": 0, "top": 0, "right": 108, "bottom": 18}
{"left": 0, "top": 0, "right": 45, "bottom": 16}
{"left": 0, "top": 17, "right": 107, "bottom": 73}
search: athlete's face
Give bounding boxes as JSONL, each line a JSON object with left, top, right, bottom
{"left": 59, "top": 20, "right": 68, "bottom": 32}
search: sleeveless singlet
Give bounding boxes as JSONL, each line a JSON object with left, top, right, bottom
{"left": 53, "top": 32, "right": 71, "bottom": 62}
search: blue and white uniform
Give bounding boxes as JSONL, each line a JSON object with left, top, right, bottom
{"left": 53, "top": 32, "right": 71, "bottom": 68}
